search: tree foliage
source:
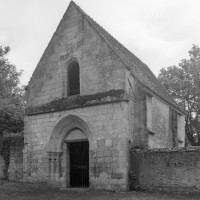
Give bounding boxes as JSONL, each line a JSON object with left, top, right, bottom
{"left": 0, "top": 46, "right": 24, "bottom": 137}
{"left": 158, "top": 44, "right": 200, "bottom": 145}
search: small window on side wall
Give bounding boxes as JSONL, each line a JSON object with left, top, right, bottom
{"left": 68, "top": 61, "right": 80, "bottom": 96}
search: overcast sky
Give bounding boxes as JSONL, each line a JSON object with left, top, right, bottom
{"left": 1, "top": 0, "right": 200, "bottom": 85}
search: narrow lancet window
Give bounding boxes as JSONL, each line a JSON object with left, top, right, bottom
{"left": 68, "top": 62, "right": 80, "bottom": 96}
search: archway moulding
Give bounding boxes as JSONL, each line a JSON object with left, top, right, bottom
{"left": 46, "top": 114, "right": 95, "bottom": 152}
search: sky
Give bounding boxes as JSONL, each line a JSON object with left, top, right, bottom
{"left": 1, "top": 0, "right": 200, "bottom": 86}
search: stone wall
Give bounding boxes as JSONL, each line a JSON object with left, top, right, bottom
{"left": 0, "top": 135, "right": 24, "bottom": 181}
{"left": 24, "top": 101, "right": 131, "bottom": 191}
{"left": 130, "top": 147, "right": 200, "bottom": 194}
{"left": 23, "top": 1, "right": 186, "bottom": 192}
{"left": 90, "top": 138, "right": 129, "bottom": 191}
{"left": 146, "top": 96, "right": 171, "bottom": 149}
{"left": 150, "top": 97, "right": 169, "bottom": 148}
{"left": 26, "top": 3, "right": 126, "bottom": 108}
{"left": 131, "top": 85, "right": 146, "bottom": 148}
{"left": 8, "top": 137, "right": 24, "bottom": 180}
{"left": 130, "top": 84, "right": 185, "bottom": 149}
{"left": 0, "top": 156, "right": 4, "bottom": 178}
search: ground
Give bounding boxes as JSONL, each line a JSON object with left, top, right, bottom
{"left": 0, "top": 181, "right": 199, "bottom": 200}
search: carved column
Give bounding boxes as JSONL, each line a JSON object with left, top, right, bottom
{"left": 51, "top": 153, "right": 55, "bottom": 183}
{"left": 48, "top": 156, "right": 51, "bottom": 182}
{"left": 63, "top": 143, "right": 67, "bottom": 187}
{"left": 47, "top": 152, "right": 62, "bottom": 185}
{"left": 63, "top": 142, "right": 70, "bottom": 187}
{"left": 61, "top": 142, "right": 70, "bottom": 187}
{"left": 56, "top": 152, "right": 62, "bottom": 184}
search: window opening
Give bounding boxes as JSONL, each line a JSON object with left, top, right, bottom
{"left": 68, "top": 62, "right": 80, "bottom": 96}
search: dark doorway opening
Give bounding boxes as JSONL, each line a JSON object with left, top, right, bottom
{"left": 69, "top": 141, "right": 89, "bottom": 187}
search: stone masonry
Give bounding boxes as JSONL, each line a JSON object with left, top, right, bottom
{"left": 24, "top": 1, "right": 186, "bottom": 191}
{"left": 24, "top": 102, "right": 130, "bottom": 190}
{"left": 130, "top": 147, "right": 200, "bottom": 194}
{"left": 0, "top": 135, "right": 23, "bottom": 181}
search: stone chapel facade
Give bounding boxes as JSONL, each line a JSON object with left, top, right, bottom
{"left": 24, "top": 1, "right": 185, "bottom": 191}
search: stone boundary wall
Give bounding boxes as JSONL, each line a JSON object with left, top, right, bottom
{"left": 130, "top": 147, "right": 200, "bottom": 194}
{"left": 0, "top": 135, "right": 24, "bottom": 181}
{"left": 0, "top": 156, "right": 4, "bottom": 178}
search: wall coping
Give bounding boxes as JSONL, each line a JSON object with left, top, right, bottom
{"left": 25, "top": 89, "right": 128, "bottom": 116}
{"left": 130, "top": 146, "right": 200, "bottom": 153}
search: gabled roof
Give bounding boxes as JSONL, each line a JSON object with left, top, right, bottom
{"left": 71, "top": 1, "right": 185, "bottom": 114}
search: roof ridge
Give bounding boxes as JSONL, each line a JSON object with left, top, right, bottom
{"left": 72, "top": 2, "right": 185, "bottom": 114}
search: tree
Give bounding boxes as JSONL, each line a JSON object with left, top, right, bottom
{"left": 0, "top": 46, "right": 24, "bottom": 137}
{"left": 158, "top": 44, "right": 200, "bottom": 146}
{"left": 0, "top": 46, "right": 24, "bottom": 179}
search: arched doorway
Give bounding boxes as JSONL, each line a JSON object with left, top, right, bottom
{"left": 46, "top": 115, "right": 94, "bottom": 188}
{"left": 65, "top": 129, "right": 89, "bottom": 187}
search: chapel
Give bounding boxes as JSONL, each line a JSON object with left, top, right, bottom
{"left": 24, "top": 1, "right": 185, "bottom": 191}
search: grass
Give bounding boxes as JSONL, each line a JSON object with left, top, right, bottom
{"left": 0, "top": 181, "right": 198, "bottom": 200}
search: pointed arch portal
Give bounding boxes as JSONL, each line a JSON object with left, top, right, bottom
{"left": 46, "top": 114, "right": 94, "bottom": 187}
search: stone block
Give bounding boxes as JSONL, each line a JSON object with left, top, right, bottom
{"left": 105, "top": 157, "right": 113, "bottom": 163}
{"left": 111, "top": 162, "right": 118, "bottom": 169}
{"left": 111, "top": 173, "right": 124, "bottom": 179}
{"left": 103, "top": 150, "right": 112, "bottom": 157}
{"left": 97, "top": 139, "right": 105, "bottom": 148}
{"left": 108, "top": 168, "right": 112, "bottom": 174}
{"left": 89, "top": 158, "right": 96, "bottom": 163}
{"left": 90, "top": 150, "right": 96, "bottom": 158}
{"left": 97, "top": 158, "right": 103, "bottom": 162}
{"left": 119, "top": 150, "right": 127, "bottom": 157}
{"left": 112, "top": 138, "right": 119, "bottom": 147}
{"left": 105, "top": 139, "right": 112, "bottom": 147}
{"left": 118, "top": 157, "right": 128, "bottom": 163}
{"left": 97, "top": 151, "right": 103, "bottom": 158}
{"left": 112, "top": 150, "right": 119, "bottom": 157}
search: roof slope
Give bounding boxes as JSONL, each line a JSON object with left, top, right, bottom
{"left": 71, "top": 1, "right": 185, "bottom": 114}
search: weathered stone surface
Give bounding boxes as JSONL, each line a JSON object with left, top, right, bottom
{"left": 130, "top": 147, "right": 200, "bottom": 194}
{"left": 25, "top": 89, "right": 127, "bottom": 115}
{"left": 0, "top": 156, "right": 4, "bottom": 178}
{"left": 8, "top": 148, "right": 23, "bottom": 181}
{"left": 24, "top": 101, "right": 130, "bottom": 190}
{"left": 0, "top": 135, "right": 24, "bottom": 181}
{"left": 23, "top": 0, "right": 186, "bottom": 192}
